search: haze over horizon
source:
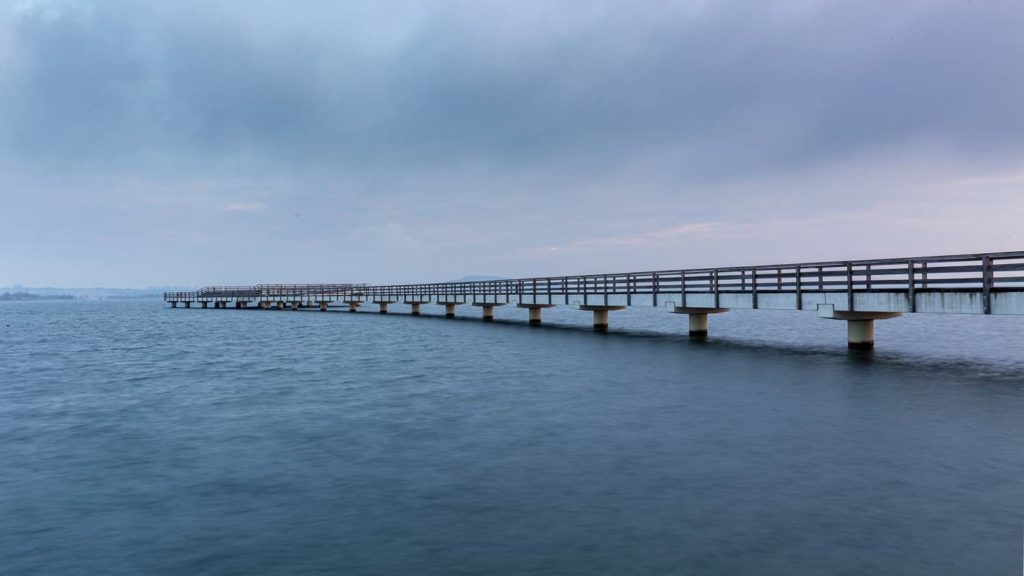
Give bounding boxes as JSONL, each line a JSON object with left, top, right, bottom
{"left": 1, "top": 1, "right": 1022, "bottom": 288}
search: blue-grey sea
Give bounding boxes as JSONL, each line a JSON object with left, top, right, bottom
{"left": 1, "top": 299, "right": 1023, "bottom": 575}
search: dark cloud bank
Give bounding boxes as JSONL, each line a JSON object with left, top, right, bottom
{"left": 1, "top": 1, "right": 1022, "bottom": 286}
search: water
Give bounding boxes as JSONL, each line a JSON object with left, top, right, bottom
{"left": 1, "top": 300, "right": 1022, "bottom": 575}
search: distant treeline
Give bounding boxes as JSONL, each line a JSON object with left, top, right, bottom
{"left": 0, "top": 292, "right": 76, "bottom": 301}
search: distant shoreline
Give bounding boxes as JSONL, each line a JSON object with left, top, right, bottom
{"left": 0, "top": 294, "right": 167, "bottom": 301}
{"left": 0, "top": 287, "right": 183, "bottom": 300}
{"left": 0, "top": 292, "right": 76, "bottom": 301}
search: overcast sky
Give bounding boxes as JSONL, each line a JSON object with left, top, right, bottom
{"left": 1, "top": 0, "right": 1022, "bottom": 287}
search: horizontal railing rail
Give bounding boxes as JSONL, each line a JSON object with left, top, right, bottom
{"left": 359, "top": 251, "right": 1023, "bottom": 294}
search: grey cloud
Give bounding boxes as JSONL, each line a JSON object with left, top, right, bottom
{"left": 6, "top": 1, "right": 1023, "bottom": 174}
{"left": 1, "top": 1, "right": 1022, "bottom": 286}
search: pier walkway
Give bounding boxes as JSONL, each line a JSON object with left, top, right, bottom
{"left": 165, "top": 251, "right": 1024, "bottom": 349}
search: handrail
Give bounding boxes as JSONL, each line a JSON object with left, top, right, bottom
{"left": 165, "top": 251, "right": 1024, "bottom": 317}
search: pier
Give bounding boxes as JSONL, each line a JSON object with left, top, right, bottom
{"left": 164, "top": 252, "right": 1024, "bottom": 349}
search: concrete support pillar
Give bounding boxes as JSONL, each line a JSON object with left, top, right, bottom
{"left": 201, "top": 302, "right": 208, "bottom": 309}
{"left": 171, "top": 301, "right": 177, "bottom": 308}
{"left": 291, "top": 302, "right": 300, "bottom": 311}
{"left": 529, "top": 307, "right": 543, "bottom": 325}
{"left": 378, "top": 302, "right": 389, "bottom": 314}
{"left": 445, "top": 303, "right": 457, "bottom": 318}
{"left": 319, "top": 302, "right": 328, "bottom": 312}
{"left": 276, "top": 301, "right": 285, "bottom": 310}
{"left": 348, "top": 302, "right": 360, "bottom": 313}
{"left": 239, "top": 301, "right": 248, "bottom": 309}
{"left": 410, "top": 302, "right": 421, "bottom": 316}
{"left": 473, "top": 302, "right": 505, "bottom": 320}
{"left": 847, "top": 319, "right": 875, "bottom": 350}
{"left": 579, "top": 305, "right": 624, "bottom": 332}
{"left": 816, "top": 306, "right": 901, "bottom": 351}
{"left": 184, "top": 301, "right": 191, "bottom": 308}
{"left": 673, "top": 307, "right": 729, "bottom": 339}
{"left": 516, "top": 303, "right": 554, "bottom": 325}
{"left": 688, "top": 313, "right": 709, "bottom": 338}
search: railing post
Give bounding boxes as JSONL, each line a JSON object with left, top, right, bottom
{"left": 713, "top": 270, "right": 720, "bottom": 309}
{"left": 982, "top": 255, "right": 993, "bottom": 314}
{"left": 846, "top": 262, "right": 854, "bottom": 312}
{"left": 681, "top": 271, "right": 687, "bottom": 308}
{"left": 751, "top": 268, "right": 758, "bottom": 309}
{"left": 795, "top": 265, "right": 802, "bottom": 310}
{"left": 653, "top": 272, "right": 658, "bottom": 307}
{"left": 908, "top": 260, "right": 916, "bottom": 313}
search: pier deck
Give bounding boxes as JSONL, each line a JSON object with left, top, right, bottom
{"left": 165, "top": 251, "right": 1024, "bottom": 348}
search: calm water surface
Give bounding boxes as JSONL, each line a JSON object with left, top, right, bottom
{"left": 1, "top": 300, "right": 1023, "bottom": 575}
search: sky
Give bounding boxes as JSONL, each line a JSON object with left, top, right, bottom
{"left": 1, "top": 0, "right": 1022, "bottom": 287}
